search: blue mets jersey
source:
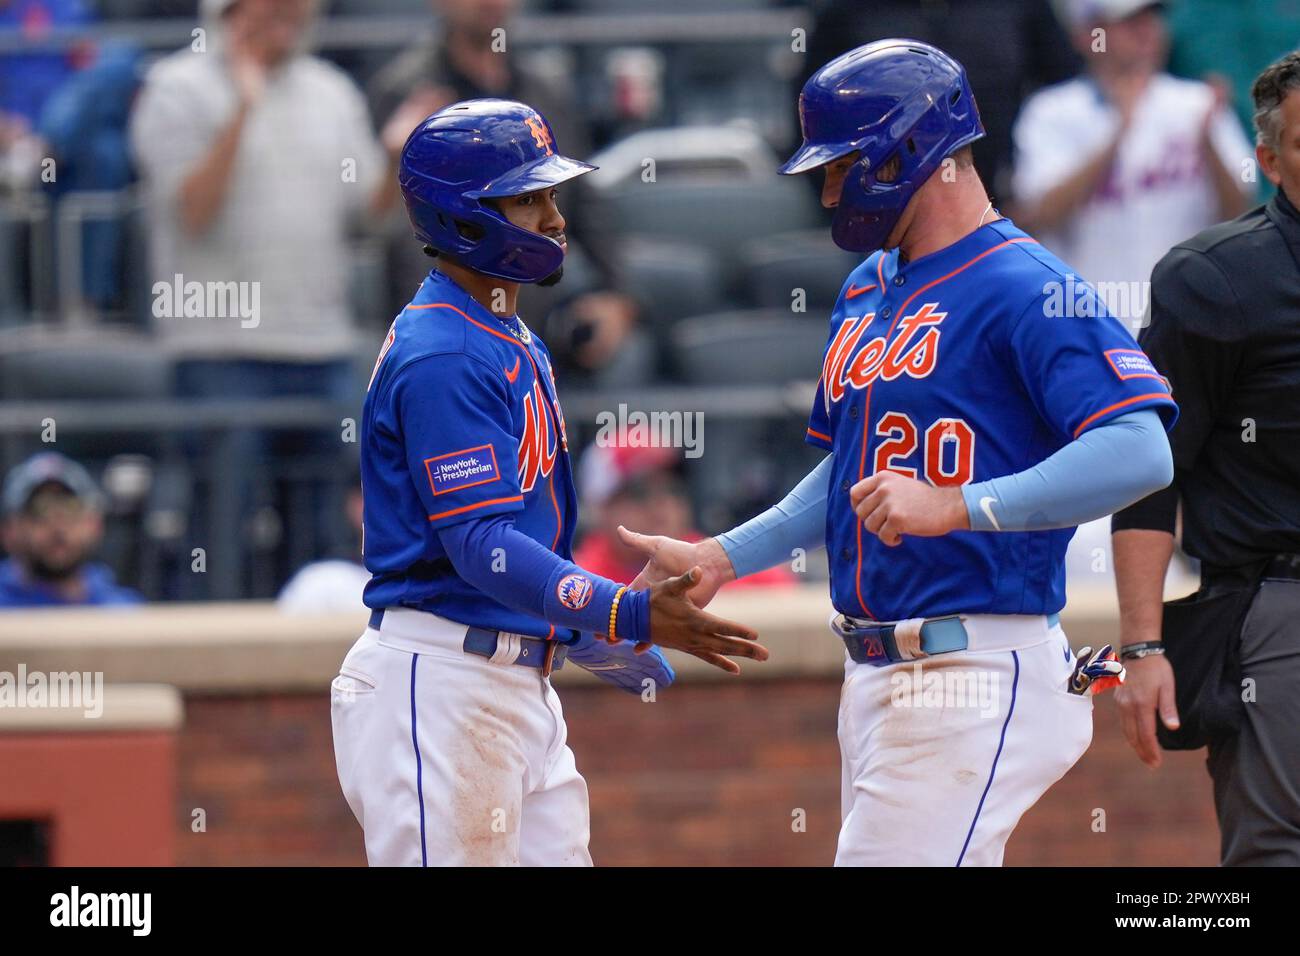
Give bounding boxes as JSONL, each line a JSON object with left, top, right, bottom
{"left": 360, "top": 269, "right": 577, "bottom": 638}
{"left": 808, "top": 218, "right": 1178, "bottom": 622}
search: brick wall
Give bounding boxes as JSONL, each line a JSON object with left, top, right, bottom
{"left": 175, "top": 678, "right": 1220, "bottom": 867}
{"left": 2, "top": 732, "right": 176, "bottom": 866}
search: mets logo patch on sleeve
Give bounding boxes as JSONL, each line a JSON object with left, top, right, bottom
{"left": 424, "top": 445, "right": 501, "bottom": 496}
{"left": 556, "top": 573, "right": 594, "bottom": 611}
{"left": 1105, "top": 349, "right": 1161, "bottom": 381}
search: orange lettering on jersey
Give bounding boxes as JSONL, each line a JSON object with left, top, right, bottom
{"left": 880, "top": 302, "right": 945, "bottom": 380}
{"left": 843, "top": 337, "right": 888, "bottom": 390}
{"left": 822, "top": 313, "right": 872, "bottom": 407}
{"left": 822, "top": 302, "right": 947, "bottom": 409}
{"left": 518, "top": 379, "right": 558, "bottom": 493}
{"left": 544, "top": 357, "right": 569, "bottom": 452}
{"left": 367, "top": 323, "right": 397, "bottom": 392}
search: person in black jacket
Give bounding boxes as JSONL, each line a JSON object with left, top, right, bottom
{"left": 1112, "top": 50, "right": 1300, "bottom": 866}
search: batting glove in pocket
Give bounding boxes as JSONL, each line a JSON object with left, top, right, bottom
{"left": 1068, "top": 644, "right": 1125, "bottom": 696}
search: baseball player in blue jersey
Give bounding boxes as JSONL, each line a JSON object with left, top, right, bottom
{"left": 330, "top": 99, "right": 767, "bottom": 867}
{"left": 622, "top": 40, "right": 1178, "bottom": 865}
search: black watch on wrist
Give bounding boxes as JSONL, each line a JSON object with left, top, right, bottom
{"left": 1120, "top": 641, "right": 1166, "bottom": 661}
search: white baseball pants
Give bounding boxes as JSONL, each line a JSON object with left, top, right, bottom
{"left": 834, "top": 615, "right": 1094, "bottom": 866}
{"left": 330, "top": 609, "right": 592, "bottom": 867}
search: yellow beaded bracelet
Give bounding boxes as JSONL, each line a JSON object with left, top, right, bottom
{"left": 608, "top": 585, "right": 628, "bottom": 641}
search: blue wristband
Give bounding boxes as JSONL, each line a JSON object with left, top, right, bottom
{"left": 618, "top": 587, "right": 650, "bottom": 645}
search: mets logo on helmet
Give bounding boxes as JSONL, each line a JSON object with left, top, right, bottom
{"left": 556, "top": 573, "right": 594, "bottom": 611}
{"left": 525, "top": 116, "right": 554, "bottom": 155}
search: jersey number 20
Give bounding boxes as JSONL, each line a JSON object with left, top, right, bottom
{"left": 873, "top": 412, "right": 974, "bottom": 486}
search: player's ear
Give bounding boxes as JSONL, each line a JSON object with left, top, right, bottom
{"left": 876, "top": 152, "right": 902, "bottom": 184}
{"left": 1256, "top": 143, "right": 1281, "bottom": 186}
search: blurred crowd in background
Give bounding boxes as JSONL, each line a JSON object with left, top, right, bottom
{"left": 0, "top": 0, "right": 1292, "bottom": 608}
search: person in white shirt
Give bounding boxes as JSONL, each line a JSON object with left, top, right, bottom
{"left": 1014, "top": 0, "right": 1252, "bottom": 591}
{"left": 130, "top": 0, "right": 402, "bottom": 362}
{"left": 1012, "top": 0, "right": 1253, "bottom": 333}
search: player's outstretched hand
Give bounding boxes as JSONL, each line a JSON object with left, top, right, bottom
{"left": 646, "top": 567, "right": 767, "bottom": 674}
{"left": 619, "top": 526, "right": 734, "bottom": 606}
{"left": 850, "top": 471, "right": 970, "bottom": 546}
{"left": 1114, "top": 653, "right": 1180, "bottom": 769}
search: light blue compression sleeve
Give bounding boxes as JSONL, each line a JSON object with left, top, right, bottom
{"left": 716, "top": 455, "right": 831, "bottom": 578}
{"left": 962, "top": 409, "right": 1172, "bottom": 532}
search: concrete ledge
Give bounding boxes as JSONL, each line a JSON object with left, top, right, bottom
{"left": 0, "top": 682, "right": 183, "bottom": 732}
{"left": 0, "top": 603, "right": 365, "bottom": 694}
{"left": 0, "top": 583, "right": 1183, "bottom": 693}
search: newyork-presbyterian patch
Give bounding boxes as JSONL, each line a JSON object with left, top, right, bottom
{"left": 424, "top": 445, "right": 501, "bottom": 496}
{"left": 1105, "top": 349, "right": 1161, "bottom": 381}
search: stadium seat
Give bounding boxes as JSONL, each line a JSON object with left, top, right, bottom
{"left": 620, "top": 235, "right": 725, "bottom": 329}
{"left": 587, "top": 126, "right": 821, "bottom": 286}
{"left": 599, "top": 179, "right": 820, "bottom": 286}
{"left": 586, "top": 124, "right": 782, "bottom": 189}
{"left": 737, "top": 228, "right": 860, "bottom": 312}
{"left": 0, "top": 334, "right": 172, "bottom": 460}
{"left": 0, "top": 336, "right": 171, "bottom": 402}
{"left": 670, "top": 41, "right": 796, "bottom": 137}
{"left": 671, "top": 309, "right": 827, "bottom": 528}
{"left": 671, "top": 308, "right": 826, "bottom": 385}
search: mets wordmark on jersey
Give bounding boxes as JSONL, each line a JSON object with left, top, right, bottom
{"left": 808, "top": 219, "right": 1177, "bottom": 622}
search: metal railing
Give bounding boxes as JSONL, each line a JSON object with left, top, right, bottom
{"left": 0, "top": 397, "right": 349, "bottom": 600}
{"left": 0, "top": 186, "right": 389, "bottom": 330}
{"left": 53, "top": 188, "right": 142, "bottom": 328}
{"left": 0, "top": 383, "right": 816, "bottom": 601}
{"left": 0, "top": 192, "right": 56, "bottom": 325}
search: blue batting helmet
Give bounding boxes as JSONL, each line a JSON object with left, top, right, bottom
{"left": 398, "top": 99, "right": 596, "bottom": 283}
{"left": 780, "top": 40, "right": 985, "bottom": 253}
